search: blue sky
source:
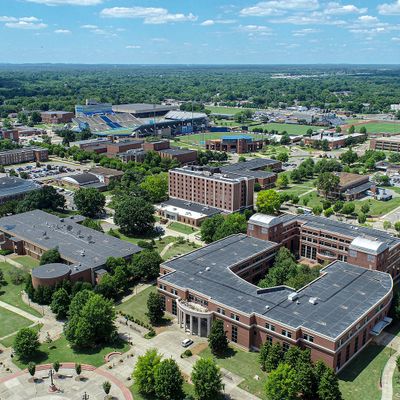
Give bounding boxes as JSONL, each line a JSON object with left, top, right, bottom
{"left": 1, "top": 0, "right": 400, "bottom": 64}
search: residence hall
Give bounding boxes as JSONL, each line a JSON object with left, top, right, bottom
{"left": 205, "top": 135, "right": 264, "bottom": 154}
{"left": 0, "top": 210, "right": 141, "bottom": 288}
{"left": 247, "top": 213, "right": 400, "bottom": 279}
{"left": 157, "top": 233, "right": 392, "bottom": 372}
{"left": 0, "top": 147, "right": 48, "bottom": 166}
{"left": 168, "top": 166, "right": 254, "bottom": 213}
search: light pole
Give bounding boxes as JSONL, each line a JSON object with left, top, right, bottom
{"left": 82, "top": 392, "right": 89, "bottom": 400}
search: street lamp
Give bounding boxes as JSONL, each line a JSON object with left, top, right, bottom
{"left": 82, "top": 392, "right": 89, "bottom": 400}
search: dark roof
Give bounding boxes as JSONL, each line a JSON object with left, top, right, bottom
{"left": 88, "top": 167, "right": 124, "bottom": 177}
{"left": 0, "top": 210, "right": 141, "bottom": 273}
{"left": 160, "top": 198, "right": 222, "bottom": 217}
{"left": 0, "top": 177, "right": 40, "bottom": 199}
{"left": 344, "top": 181, "right": 373, "bottom": 195}
{"left": 32, "top": 263, "right": 70, "bottom": 279}
{"left": 221, "top": 158, "right": 280, "bottom": 172}
{"left": 63, "top": 173, "right": 99, "bottom": 185}
{"left": 159, "top": 148, "right": 197, "bottom": 156}
{"left": 161, "top": 234, "right": 392, "bottom": 339}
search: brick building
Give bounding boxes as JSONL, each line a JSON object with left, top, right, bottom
{"left": 206, "top": 135, "right": 264, "bottom": 154}
{"left": 0, "top": 210, "right": 141, "bottom": 288}
{"left": 168, "top": 166, "right": 254, "bottom": 213}
{"left": 106, "top": 140, "right": 144, "bottom": 156}
{"left": 40, "top": 111, "right": 74, "bottom": 124}
{"left": 247, "top": 213, "right": 400, "bottom": 279}
{"left": 0, "top": 147, "right": 48, "bottom": 166}
{"left": 158, "top": 148, "right": 198, "bottom": 165}
{"left": 370, "top": 137, "right": 400, "bottom": 152}
{"left": 0, "top": 177, "right": 40, "bottom": 204}
{"left": 303, "top": 132, "right": 366, "bottom": 150}
{"left": 158, "top": 233, "right": 393, "bottom": 372}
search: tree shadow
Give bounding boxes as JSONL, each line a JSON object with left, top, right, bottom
{"left": 213, "top": 347, "right": 237, "bottom": 360}
{"left": 338, "top": 344, "right": 386, "bottom": 382}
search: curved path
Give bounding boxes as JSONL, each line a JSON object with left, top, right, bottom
{"left": 0, "top": 363, "right": 133, "bottom": 400}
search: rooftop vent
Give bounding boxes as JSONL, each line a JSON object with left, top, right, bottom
{"left": 265, "top": 305, "right": 270, "bottom": 310}
{"left": 309, "top": 297, "right": 318, "bottom": 305}
{"left": 205, "top": 267, "right": 210, "bottom": 271}
{"left": 288, "top": 292, "right": 298, "bottom": 302}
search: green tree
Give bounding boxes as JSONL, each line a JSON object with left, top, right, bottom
{"left": 290, "top": 169, "right": 302, "bottom": 183}
{"left": 74, "top": 188, "right": 105, "bottom": 218}
{"left": 81, "top": 218, "right": 103, "bottom": 232}
{"left": 256, "top": 189, "right": 282, "bottom": 214}
{"left": 396, "top": 355, "right": 400, "bottom": 373}
{"left": 276, "top": 152, "right": 289, "bottom": 162}
{"left": 65, "top": 291, "right": 116, "bottom": 348}
{"left": 213, "top": 213, "right": 247, "bottom": 242}
{"left": 259, "top": 341, "right": 271, "bottom": 371}
{"left": 28, "top": 362, "right": 36, "bottom": 379}
{"left": 395, "top": 221, "right": 400, "bottom": 233}
{"left": 316, "top": 172, "right": 340, "bottom": 198}
{"left": 17, "top": 186, "right": 65, "bottom": 213}
{"left": 13, "top": 327, "right": 39, "bottom": 361}
{"left": 324, "top": 208, "right": 334, "bottom": 218}
{"left": 341, "top": 202, "right": 355, "bottom": 215}
{"left": 53, "top": 360, "right": 60, "bottom": 375}
{"left": 200, "top": 214, "right": 225, "bottom": 243}
{"left": 317, "top": 368, "right": 342, "bottom": 400}
{"left": 30, "top": 111, "right": 42, "bottom": 125}
{"left": 50, "top": 288, "right": 70, "bottom": 319}
{"left": 384, "top": 221, "right": 392, "bottom": 230}
{"left": 276, "top": 174, "right": 289, "bottom": 189}
{"left": 114, "top": 196, "right": 155, "bottom": 235}
{"left": 264, "top": 343, "right": 284, "bottom": 372}
{"left": 133, "top": 349, "right": 162, "bottom": 396}
{"left": 208, "top": 319, "right": 228, "bottom": 355}
{"left": 75, "top": 363, "right": 82, "bottom": 377}
{"left": 140, "top": 173, "right": 169, "bottom": 203}
{"left": 103, "top": 381, "right": 111, "bottom": 395}
{"left": 348, "top": 125, "right": 355, "bottom": 134}
{"left": 265, "top": 363, "right": 300, "bottom": 400}
{"left": 360, "top": 126, "right": 367, "bottom": 134}
{"left": 131, "top": 249, "right": 162, "bottom": 281}
{"left": 333, "top": 201, "right": 343, "bottom": 212}
{"left": 40, "top": 248, "right": 61, "bottom": 265}
{"left": 147, "top": 292, "right": 165, "bottom": 325}
{"left": 154, "top": 358, "right": 184, "bottom": 400}
{"left": 357, "top": 212, "right": 367, "bottom": 224}
{"left": 191, "top": 358, "right": 224, "bottom": 400}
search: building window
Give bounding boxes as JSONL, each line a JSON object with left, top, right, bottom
{"left": 303, "top": 333, "right": 314, "bottom": 343}
{"left": 266, "top": 335, "right": 273, "bottom": 345}
{"left": 283, "top": 342, "right": 290, "bottom": 352}
{"left": 265, "top": 323, "right": 275, "bottom": 332}
{"left": 230, "top": 313, "right": 240, "bottom": 321}
{"left": 232, "top": 325, "right": 238, "bottom": 343}
{"left": 160, "top": 295, "right": 166, "bottom": 310}
{"left": 354, "top": 337, "right": 359, "bottom": 353}
{"left": 171, "top": 289, "right": 178, "bottom": 295}
{"left": 248, "top": 224, "right": 254, "bottom": 231}
{"left": 349, "top": 250, "right": 357, "bottom": 258}
{"left": 217, "top": 308, "right": 225, "bottom": 316}
{"left": 336, "top": 352, "right": 341, "bottom": 370}
{"left": 159, "top": 284, "right": 166, "bottom": 290}
{"left": 362, "top": 330, "right": 367, "bottom": 346}
{"left": 367, "top": 254, "right": 375, "bottom": 262}
{"left": 172, "top": 300, "right": 177, "bottom": 315}
{"left": 282, "top": 329, "right": 292, "bottom": 339}
{"left": 345, "top": 344, "right": 350, "bottom": 362}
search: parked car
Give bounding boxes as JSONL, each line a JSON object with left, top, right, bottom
{"left": 181, "top": 339, "right": 193, "bottom": 348}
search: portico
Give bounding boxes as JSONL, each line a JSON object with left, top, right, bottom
{"left": 177, "top": 299, "right": 213, "bottom": 337}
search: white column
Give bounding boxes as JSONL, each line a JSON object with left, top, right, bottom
{"left": 177, "top": 308, "right": 180, "bottom": 325}
{"left": 190, "top": 315, "right": 193, "bottom": 335}
{"left": 198, "top": 317, "right": 201, "bottom": 336}
{"left": 207, "top": 317, "right": 211, "bottom": 336}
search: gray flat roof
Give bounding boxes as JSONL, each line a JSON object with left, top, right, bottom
{"left": 221, "top": 158, "right": 280, "bottom": 172}
{"left": 112, "top": 104, "right": 176, "bottom": 114}
{"left": 161, "top": 235, "right": 392, "bottom": 339}
{"left": 0, "top": 177, "right": 40, "bottom": 199}
{"left": 160, "top": 198, "right": 222, "bottom": 217}
{"left": 0, "top": 210, "right": 141, "bottom": 272}
{"left": 32, "top": 263, "right": 70, "bottom": 279}
{"left": 159, "top": 148, "right": 197, "bottom": 156}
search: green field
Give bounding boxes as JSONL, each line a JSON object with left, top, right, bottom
{"left": 168, "top": 222, "right": 199, "bottom": 235}
{"left": 355, "top": 122, "right": 400, "bottom": 134}
{"left": 206, "top": 106, "right": 256, "bottom": 115}
{"left": 0, "top": 262, "right": 42, "bottom": 317}
{"left": 116, "top": 285, "right": 157, "bottom": 325}
{"left": 251, "top": 122, "right": 323, "bottom": 135}
{"left": 130, "top": 382, "right": 196, "bottom": 399}
{"left": 13, "top": 334, "right": 129, "bottom": 369}
{"left": 163, "top": 241, "right": 200, "bottom": 261}
{"left": 0, "top": 323, "right": 42, "bottom": 348}
{"left": 0, "top": 307, "right": 33, "bottom": 338}
{"left": 280, "top": 183, "right": 315, "bottom": 198}
{"left": 338, "top": 344, "right": 391, "bottom": 400}
{"left": 200, "top": 346, "right": 267, "bottom": 399}
{"left": 13, "top": 255, "right": 39, "bottom": 269}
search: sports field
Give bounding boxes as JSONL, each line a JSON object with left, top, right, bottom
{"left": 206, "top": 105, "right": 258, "bottom": 115}
{"left": 251, "top": 122, "right": 323, "bottom": 135}
{"left": 354, "top": 122, "right": 400, "bottom": 134}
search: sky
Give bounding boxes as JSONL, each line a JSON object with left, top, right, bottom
{"left": 1, "top": 0, "right": 400, "bottom": 64}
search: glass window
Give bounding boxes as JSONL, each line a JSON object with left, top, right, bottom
{"left": 231, "top": 325, "right": 238, "bottom": 343}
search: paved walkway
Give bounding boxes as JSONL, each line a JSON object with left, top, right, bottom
{"left": 0, "top": 301, "right": 40, "bottom": 323}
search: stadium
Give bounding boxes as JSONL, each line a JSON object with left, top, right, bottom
{"left": 73, "top": 101, "right": 209, "bottom": 137}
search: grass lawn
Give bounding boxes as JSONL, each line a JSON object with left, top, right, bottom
{"left": 116, "top": 286, "right": 158, "bottom": 325}
{"left": 168, "top": 222, "right": 199, "bottom": 235}
{"left": 0, "top": 262, "right": 42, "bottom": 317}
{"left": 13, "top": 255, "right": 39, "bottom": 269}
{"left": 0, "top": 306, "right": 33, "bottom": 338}
{"left": 251, "top": 122, "right": 323, "bottom": 135}
{"left": 355, "top": 197, "right": 400, "bottom": 217}
{"left": 163, "top": 241, "right": 200, "bottom": 261}
{"left": 13, "top": 334, "right": 129, "bottom": 369}
{"left": 355, "top": 122, "right": 400, "bottom": 134}
{"left": 154, "top": 236, "right": 177, "bottom": 254}
{"left": 393, "top": 362, "right": 400, "bottom": 399}
{"left": 280, "top": 183, "right": 315, "bottom": 197}
{"left": 0, "top": 323, "right": 42, "bottom": 348}
{"left": 130, "top": 382, "right": 195, "bottom": 399}
{"left": 115, "top": 230, "right": 158, "bottom": 245}
{"left": 200, "top": 346, "right": 267, "bottom": 399}
{"left": 338, "top": 344, "right": 391, "bottom": 400}
{"left": 206, "top": 105, "right": 256, "bottom": 115}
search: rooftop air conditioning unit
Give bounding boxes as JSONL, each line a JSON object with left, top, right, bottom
{"left": 309, "top": 297, "right": 318, "bottom": 305}
{"left": 288, "top": 292, "right": 298, "bottom": 302}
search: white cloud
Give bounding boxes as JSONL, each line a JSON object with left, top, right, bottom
{"left": 25, "top": 0, "right": 102, "bottom": 5}
{"left": 378, "top": 0, "right": 400, "bottom": 15}
{"left": 54, "top": 29, "right": 71, "bottom": 33}
{"left": 238, "top": 24, "right": 271, "bottom": 32}
{"left": 100, "top": 7, "right": 197, "bottom": 24}
{"left": 392, "top": 36, "right": 400, "bottom": 41}
{"left": 269, "top": 13, "right": 347, "bottom": 25}
{"left": 358, "top": 15, "right": 379, "bottom": 23}
{"left": 0, "top": 16, "right": 17, "bottom": 22}
{"left": 292, "top": 28, "right": 320, "bottom": 36}
{"left": 6, "top": 20, "right": 47, "bottom": 29}
{"left": 151, "top": 37, "right": 168, "bottom": 43}
{"left": 81, "top": 24, "right": 98, "bottom": 29}
{"left": 126, "top": 45, "right": 141, "bottom": 49}
{"left": 200, "top": 19, "right": 235, "bottom": 26}
{"left": 324, "top": 2, "right": 367, "bottom": 15}
{"left": 240, "top": 0, "right": 319, "bottom": 17}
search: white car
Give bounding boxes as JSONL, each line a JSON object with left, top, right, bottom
{"left": 181, "top": 338, "right": 193, "bottom": 348}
